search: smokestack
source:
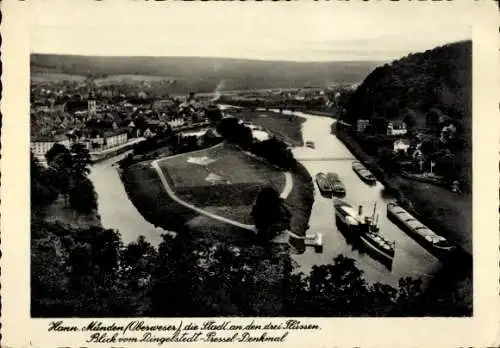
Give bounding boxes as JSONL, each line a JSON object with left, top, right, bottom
{"left": 211, "top": 80, "right": 225, "bottom": 102}
{"left": 358, "top": 205, "right": 363, "bottom": 216}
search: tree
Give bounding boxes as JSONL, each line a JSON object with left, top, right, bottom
{"left": 120, "top": 236, "right": 158, "bottom": 291}
{"left": 149, "top": 229, "right": 295, "bottom": 317}
{"left": 31, "top": 152, "right": 58, "bottom": 208}
{"left": 216, "top": 117, "right": 240, "bottom": 141}
{"left": 426, "top": 108, "right": 442, "bottom": 128}
{"left": 45, "top": 143, "right": 71, "bottom": 166}
{"left": 377, "top": 147, "right": 399, "bottom": 175}
{"left": 299, "top": 255, "right": 374, "bottom": 316}
{"left": 420, "top": 138, "right": 439, "bottom": 155}
{"left": 69, "top": 176, "right": 98, "bottom": 213}
{"left": 251, "top": 186, "right": 291, "bottom": 240}
{"left": 403, "top": 108, "right": 418, "bottom": 129}
{"left": 433, "top": 152, "right": 459, "bottom": 183}
{"left": 253, "top": 137, "right": 296, "bottom": 170}
{"left": 202, "top": 129, "right": 220, "bottom": 147}
{"left": 390, "top": 277, "right": 423, "bottom": 315}
{"left": 31, "top": 224, "right": 69, "bottom": 316}
{"left": 63, "top": 227, "right": 129, "bottom": 316}
{"left": 70, "top": 142, "right": 92, "bottom": 179}
{"left": 45, "top": 144, "right": 73, "bottom": 205}
{"left": 236, "top": 124, "right": 253, "bottom": 149}
{"left": 205, "top": 107, "right": 222, "bottom": 124}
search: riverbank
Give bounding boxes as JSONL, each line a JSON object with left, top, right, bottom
{"left": 37, "top": 197, "right": 102, "bottom": 230}
{"left": 335, "top": 126, "right": 472, "bottom": 257}
{"left": 120, "top": 144, "right": 314, "bottom": 244}
{"left": 154, "top": 143, "right": 287, "bottom": 225}
{"left": 303, "top": 109, "right": 337, "bottom": 118}
{"left": 233, "top": 109, "right": 306, "bottom": 146}
{"left": 90, "top": 137, "right": 146, "bottom": 163}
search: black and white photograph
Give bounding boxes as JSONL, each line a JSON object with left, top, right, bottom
{"left": 2, "top": 0, "right": 499, "bottom": 346}
{"left": 28, "top": 3, "right": 475, "bottom": 318}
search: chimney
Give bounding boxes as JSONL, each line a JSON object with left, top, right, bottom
{"left": 358, "top": 205, "right": 363, "bottom": 216}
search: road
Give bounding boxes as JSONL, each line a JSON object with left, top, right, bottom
{"left": 151, "top": 146, "right": 311, "bottom": 242}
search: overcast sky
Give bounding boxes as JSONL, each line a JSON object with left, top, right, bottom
{"left": 30, "top": 1, "right": 472, "bottom": 62}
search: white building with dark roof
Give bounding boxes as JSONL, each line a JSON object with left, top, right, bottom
{"left": 30, "top": 134, "right": 71, "bottom": 166}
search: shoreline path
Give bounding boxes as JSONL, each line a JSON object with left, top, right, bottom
{"left": 150, "top": 144, "right": 310, "bottom": 240}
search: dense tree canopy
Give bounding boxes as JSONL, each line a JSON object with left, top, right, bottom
{"left": 340, "top": 40, "right": 472, "bottom": 190}
{"left": 36, "top": 141, "right": 96, "bottom": 213}
{"left": 32, "top": 217, "right": 471, "bottom": 317}
{"left": 31, "top": 149, "right": 471, "bottom": 317}
{"left": 343, "top": 41, "right": 471, "bottom": 131}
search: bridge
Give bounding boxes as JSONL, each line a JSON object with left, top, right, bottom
{"left": 295, "top": 157, "right": 355, "bottom": 162}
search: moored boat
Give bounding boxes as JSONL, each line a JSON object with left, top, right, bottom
{"left": 352, "top": 161, "right": 376, "bottom": 184}
{"left": 315, "top": 172, "right": 332, "bottom": 195}
{"left": 305, "top": 141, "right": 315, "bottom": 149}
{"left": 386, "top": 202, "right": 455, "bottom": 255}
{"left": 334, "top": 199, "right": 395, "bottom": 263}
{"left": 326, "top": 172, "right": 346, "bottom": 196}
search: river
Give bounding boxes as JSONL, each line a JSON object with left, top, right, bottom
{"left": 88, "top": 151, "right": 174, "bottom": 247}
{"left": 89, "top": 110, "right": 442, "bottom": 287}
{"left": 287, "top": 110, "right": 442, "bottom": 287}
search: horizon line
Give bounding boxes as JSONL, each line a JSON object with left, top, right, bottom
{"left": 29, "top": 38, "right": 470, "bottom": 64}
{"left": 29, "top": 52, "right": 391, "bottom": 64}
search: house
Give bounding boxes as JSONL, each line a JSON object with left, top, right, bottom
{"left": 413, "top": 143, "right": 424, "bottom": 159}
{"left": 167, "top": 118, "right": 185, "bottom": 129}
{"left": 87, "top": 130, "right": 128, "bottom": 150}
{"left": 387, "top": 121, "right": 407, "bottom": 136}
{"left": 440, "top": 123, "right": 457, "bottom": 143}
{"left": 142, "top": 128, "right": 154, "bottom": 138}
{"left": 180, "top": 129, "right": 209, "bottom": 147}
{"left": 356, "top": 119, "right": 370, "bottom": 133}
{"left": 252, "top": 130, "right": 270, "bottom": 142}
{"left": 393, "top": 138, "right": 411, "bottom": 154}
{"left": 104, "top": 130, "right": 128, "bottom": 147}
{"left": 30, "top": 134, "right": 72, "bottom": 166}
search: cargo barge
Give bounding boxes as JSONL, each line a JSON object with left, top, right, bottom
{"left": 352, "top": 161, "right": 376, "bottom": 184}
{"left": 315, "top": 172, "right": 333, "bottom": 196}
{"left": 326, "top": 172, "right": 346, "bottom": 197}
{"left": 387, "top": 202, "right": 455, "bottom": 257}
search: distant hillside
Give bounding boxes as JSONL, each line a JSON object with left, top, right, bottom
{"left": 30, "top": 54, "right": 380, "bottom": 92}
{"left": 343, "top": 41, "right": 472, "bottom": 130}
{"left": 341, "top": 40, "right": 472, "bottom": 190}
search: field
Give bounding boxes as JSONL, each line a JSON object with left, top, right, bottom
{"left": 158, "top": 144, "right": 286, "bottom": 223}
{"left": 235, "top": 110, "right": 306, "bottom": 146}
{"left": 31, "top": 54, "right": 379, "bottom": 91}
{"left": 94, "top": 75, "right": 178, "bottom": 85}
{"left": 31, "top": 72, "right": 86, "bottom": 83}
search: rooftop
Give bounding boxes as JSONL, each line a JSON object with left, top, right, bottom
{"left": 31, "top": 133, "right": 69, "bottom": 142}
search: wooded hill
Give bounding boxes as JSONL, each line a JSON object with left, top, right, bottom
{"left": 342, "top": 40, "right": 471, "bottom": 132}
{"left": 341, "top": 41, "right": 472, "bottom": 188}
{"left": 31, "top": 54, "right": 380, "bottom": 92}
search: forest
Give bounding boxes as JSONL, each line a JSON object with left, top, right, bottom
{"left": 342, "top": 41, "right": 471, "bottom": 128}
{"left": 340, "top": 40, "right": 472, "bottom": 190}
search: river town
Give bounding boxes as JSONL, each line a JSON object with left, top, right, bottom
{"left": 31, "top": 55, "right": 472, "bottom": 315}
{"left": 29, "top": 75, "right": 468, "bottom": 287}
{"left": 83, "top": 105, "right": 444, "bottom": 287}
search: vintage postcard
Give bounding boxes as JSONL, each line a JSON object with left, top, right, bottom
{"left": 1, "top": 0, "right": 499, "bottom": 347}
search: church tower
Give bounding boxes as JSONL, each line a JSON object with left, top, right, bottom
{"left": 88, "top": 90, "right": 97, "bottom": 118}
